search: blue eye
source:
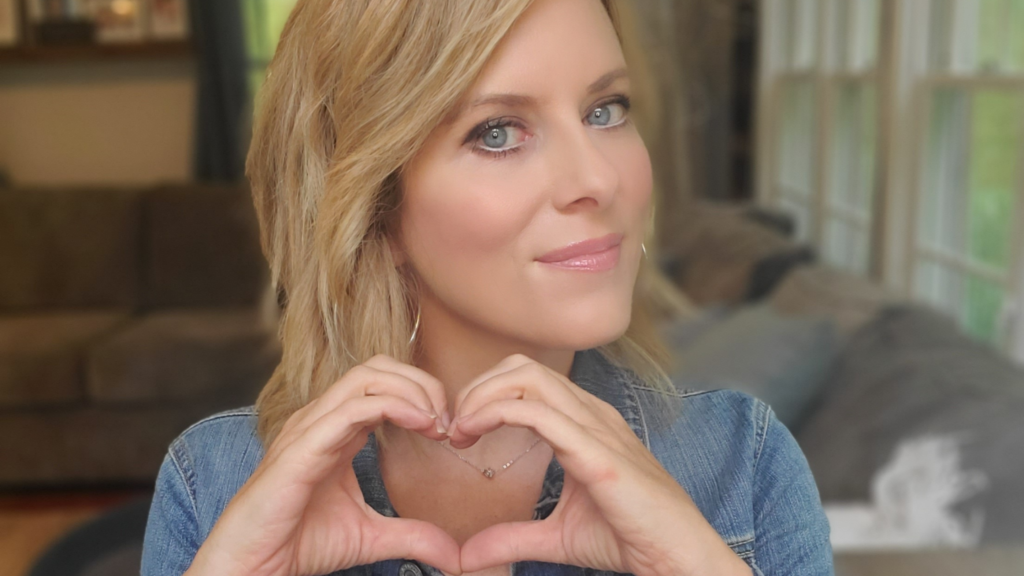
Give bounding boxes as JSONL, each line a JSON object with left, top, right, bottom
{"left": 465, "top": 94, "right": 632, "bottom": 160}
{"left": 482, "top": 127, "right": 506, "bottom": 148}
{"left": 464, "top": 118, "right": 528, "bottom": 160}
{"left": 480, "top": 121, "right": 525, "bottom": 151}
{"left": 588, "top": 97, "right": 631, "bottom": 127}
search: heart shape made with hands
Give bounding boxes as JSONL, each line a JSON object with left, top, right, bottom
{"left": 202, "top": 352, "right": 728, "bottom": 576}
{"left": 366, "top": 353, "right": 713, "bottom": 576}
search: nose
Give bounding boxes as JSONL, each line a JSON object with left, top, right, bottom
{"left": 548, "top": 118, "right": 620, "bottom": 212}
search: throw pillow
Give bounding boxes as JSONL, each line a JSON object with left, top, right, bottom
{"left": 659, "top": 302, "right": 840, "bottom": 432}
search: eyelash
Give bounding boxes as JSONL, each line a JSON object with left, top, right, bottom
{"left": 466, "top": 94, "right": 633, "bottom": 160}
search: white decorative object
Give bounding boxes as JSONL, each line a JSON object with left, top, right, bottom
{"left": 824, "top": 433, "right": 988, "bottom": 550}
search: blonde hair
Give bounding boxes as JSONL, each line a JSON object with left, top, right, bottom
{"left": 246, "top": 0, "right": 691, "bottom": 449}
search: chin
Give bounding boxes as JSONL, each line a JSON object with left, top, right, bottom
{"left": 541, "top": 301, "right": 633, "bottom": 351}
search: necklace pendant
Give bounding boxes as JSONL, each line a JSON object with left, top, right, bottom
{"left": 482, "top": 467, "right": 495, "bottom": 479}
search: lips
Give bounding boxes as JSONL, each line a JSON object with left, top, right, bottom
{"left": 536, "top": 233, "right": 624, "bottom": 263}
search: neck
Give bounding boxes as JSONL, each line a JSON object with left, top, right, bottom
{"left": 415, "top": 312, "right": 576, "bottom": 407}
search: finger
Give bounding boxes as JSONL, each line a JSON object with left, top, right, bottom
{"left": 267, "top": 395, "right": 440, "bottom": 487}
{"left": 363, "top": 354, "right": 450, "bottom": 424}
{"left": 365, "top": 516, "right": 462, "bottom": 575}
{"left": 453, "top": 362, "right": 595, "bottom": 430}
{"left": 460, "top": 519, "right": 565, "bottom": 570}
{"left": 452, "top": 354, "right": 535, "bottom": 415}
{"left": 449, "top": 399, "right": 619, "bottom": 487}
{"left": 292, "top": 365, "right": 444, "bottom": 438}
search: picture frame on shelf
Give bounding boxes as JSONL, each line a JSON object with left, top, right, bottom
{"left": 149, "top": 0, "right": 187, "bottom": 40}
{"left": 0, "top": 0, "right": 195, "bottom": 61}
{"left": 0, "top": 0, "right": 19, "bottom": 47}
{"left": 27, "top": 0, "right": 90, "bottom": 22}
{"left": 27, "top": 0, "right": 96, "bottom": 46}
{"left": 91, "top": 0, "right": 145, "bottom": 43}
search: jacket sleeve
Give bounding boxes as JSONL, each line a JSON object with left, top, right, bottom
{"left": 750, "top": 403, "right": 835, "bottom": 576}
{"left": 142, "top": 444, "right": 203, "bottom": 576}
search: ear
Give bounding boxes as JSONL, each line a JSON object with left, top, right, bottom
{"left": 383, "top": 172, "right": 408, "bottom": 268}
{"left": 387, "top": 235, "right": 408, "bottom": 268}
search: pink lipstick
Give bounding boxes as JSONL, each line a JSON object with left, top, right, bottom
{"left": 536, "top": 233, "right": 623, "bottom": 271}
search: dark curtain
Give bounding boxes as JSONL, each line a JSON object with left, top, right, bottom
{"left": 188, "top": 0, "right": 250, "bottom": 182}
{"left": 627, "top": 0, "right": 739, "bottom": 204}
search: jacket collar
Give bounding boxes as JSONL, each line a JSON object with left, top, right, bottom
{"left": 351, "top": 348, "right": 650, "bottom": 523}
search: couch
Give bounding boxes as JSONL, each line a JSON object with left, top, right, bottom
{"left": 658, "top": 200, "right": 1024, "bottom": 574}
{"left": 0, "top": 183, "right": 279, "bottom": 487}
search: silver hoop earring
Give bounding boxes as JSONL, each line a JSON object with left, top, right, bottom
{"left": 641, "top": 242, "right": 648, "bottom": 259}
{"left": 408, "top": 303, "right": 421, "bottom": 344}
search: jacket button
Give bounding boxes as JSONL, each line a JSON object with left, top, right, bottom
{"left": 399, "top": 562, "right": 423, "bottom": 576}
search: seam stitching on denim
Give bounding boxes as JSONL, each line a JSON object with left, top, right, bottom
{"left": 752, "top": 400, "right": 772, "bottom": 476}
{"left": 176, "top": 406, "right": 257, "bottom": 439}
{"left": 168, "top": 441, "right": 200, "bottom": 522}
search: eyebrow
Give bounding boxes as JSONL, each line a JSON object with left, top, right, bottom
{"left": 443, "top": 67, "right": 629, "bottom": 125}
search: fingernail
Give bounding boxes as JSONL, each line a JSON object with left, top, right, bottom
{"left": 441, "top": 410, "right": 452, "bottom": 431}
{"left": 435, "top": 418, "right": 447, "bottom": 435}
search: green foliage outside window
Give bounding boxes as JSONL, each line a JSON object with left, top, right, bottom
{"left": 242, "top": 0, "right": 300, "bottom": 101}
{"left": 965, "top": 91, "right": 1021, "bottom": 342}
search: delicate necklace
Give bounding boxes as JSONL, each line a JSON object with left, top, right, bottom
{"left": 436, "top": 437, "right": 544, "bottom": 479}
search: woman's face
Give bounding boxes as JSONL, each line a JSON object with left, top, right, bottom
{"left": 396, "top": 0, "right": 653, "bottom": 352}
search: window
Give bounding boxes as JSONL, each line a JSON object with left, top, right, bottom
{"left": 759, "top": 0, "right": 881, "bottom": 276}
{"left": 242, "top": 0, "right": 299, "bottom": 99}
{"left": 757, "top": 0, "right": 1024, "bottom": 362}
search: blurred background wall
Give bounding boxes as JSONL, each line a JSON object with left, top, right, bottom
{"left": 0, "top": 60, "right": 195, "bottom": 185}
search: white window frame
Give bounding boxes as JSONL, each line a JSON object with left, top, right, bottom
{"left": 757, "top": 0, "right": 881, "bottom": 277}
{"left": 756, "top": 0, "right": 1024, "bottom": 363}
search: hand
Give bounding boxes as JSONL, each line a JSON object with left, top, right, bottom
{"left": 188, "top": 355, "right": 462, "bottom": 576}
{"left": 446, "top": 354, "right": 750, "bottom": 576}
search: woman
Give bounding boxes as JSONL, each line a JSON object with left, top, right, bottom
{"left": 141, "top": 0, "right": 834, "bottom": 575}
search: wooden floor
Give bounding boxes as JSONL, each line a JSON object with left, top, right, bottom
{"left": 0, "top": 489, "right": 152, "bottom": 576}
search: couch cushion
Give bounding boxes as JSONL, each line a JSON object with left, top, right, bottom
{"left": 660, "top": 201, "right": 810, "bottom": 306}
{"left": 0, "top": 312, "right": 129, "bottom": 408}
{"left": 747, "top": 246, "right": 816, "bottom": 300}
{"left": 0, "top": 188, "right": 142, "bottom": 311}
{"left": 0, "top": 403, "right": 245, "bottom": 486}
{"left": 658, "top": 304, "right": 731, "bottom": 353}
{"left": 797, "top": 305, "right": 1024, "bottom": 543}
{"left": 141, "top": 184, "right": 266, "bottom": 309}
{"left": 661, "top": 302, "right": 840, "bottom": 432}
{"left": 769, "top": 265, "right": 898, "bottom": 340}
{"left": 87, "top": 310, "right": 279, "bottom": 404}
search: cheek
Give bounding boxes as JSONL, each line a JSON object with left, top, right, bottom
{"left": 402, "top": 170, "right": 536, "bottom": 275}
{"left": 622, "top": 137, "right": 654, "bottom": 215}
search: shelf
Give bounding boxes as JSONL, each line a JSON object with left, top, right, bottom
{"left": 0, "top": 41, "right": 194, "bottom": 65}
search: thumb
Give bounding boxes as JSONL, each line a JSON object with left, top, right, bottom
{"left": 459, "top": 520, "right": 565, "bottom": 572}
{"left": 365, "top": 516, "right": 462, "bottom": 575}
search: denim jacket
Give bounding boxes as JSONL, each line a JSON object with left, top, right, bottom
{"left": 141, "top": 349, "right": 834, "bottom": 576}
